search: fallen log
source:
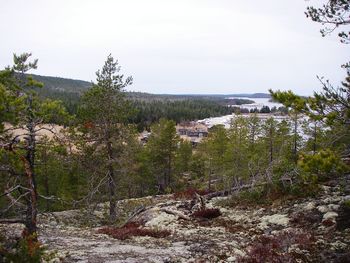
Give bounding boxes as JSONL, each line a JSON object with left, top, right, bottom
{"left": 204, "top": 182, "right": 268, "bottom": 200}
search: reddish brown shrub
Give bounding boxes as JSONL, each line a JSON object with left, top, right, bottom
{"left": 97, "top": 223, "right": 171, "bottom": 240}
{"left": 238, "top": 230, "right": 315, "bottom": 263}
{"left": 215, "top": 219, "right": 247, "bottom": 233}
{"left": 83, "top": 121, "right": 95, "bottom": 129}
{"left": 173, "top": 188, "right": 211, "bottom": 200}
{"left": 322, "top": 219, "right": 335, "bottom": 227}
{"left": 122, "top": 222, "right": 141, "bottom": 228}
{"left": 192, "top": 208, "right": 221, "bottom": 219}
{"left": 290, "top": 210, "right": 322, "bottom": 227}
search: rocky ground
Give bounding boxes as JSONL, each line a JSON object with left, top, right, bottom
{"left": 1, "top": 178, "right": 350, "bottom": 263}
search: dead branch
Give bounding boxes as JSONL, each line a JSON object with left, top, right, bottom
{"left": 0, "top": 185, "right": 22, "bottom": 198}
{"left": 121, "top": 205, "right": 147, "bottom": 227}
{"left": 195, "top": 192, "right": 206, "bottom": 210}
{"left": 204, "top": 182, "right": 269, "bottom": 200}
{"left": 0, "top": 218, "right": 25, "bottom": 224}
{"left": 1, "top": 192, "right": 29, "bottom": 215}
{"left": 73, "top": 172, "right": 109, "bottom": 207}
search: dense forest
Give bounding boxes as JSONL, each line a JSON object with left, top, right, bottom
{"left": 27, "top": 74, "right": 288, "bottom": 133}
{"left": 28, "top": 74, "right": 261, "bottom": 130}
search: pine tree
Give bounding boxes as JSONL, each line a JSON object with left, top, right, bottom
{"left": 77, "top": 54, "right": 133, "bottom": 223}
{"left": 146, "top": 119, "right": 179, "bottom": 193}
{"left": 0, "top": 53, "right": 69, "bottom": 236}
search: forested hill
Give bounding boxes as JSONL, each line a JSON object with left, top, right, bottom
{"left": 28, "top": 74, "right": 258, "bottom": 129}
{"left": 30, "top": 73, "right": 266, "bottom": 102}
{"left": 225, "top": 93, "right": 271, "bottom": 98}
{"left": 30, "top": 74, "right": 92, "bottom": 93}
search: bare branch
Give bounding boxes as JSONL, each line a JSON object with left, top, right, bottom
{"left": 0, "top": 218, "right": 25, "bottom": 224}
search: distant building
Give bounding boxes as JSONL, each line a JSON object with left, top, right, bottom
{"left": 138, "top": 122, "right": 209, "bottom": 146}
{"left": 139, "top": 131, "right": 151, "bottom": 144}
{"left": 176, "top": 122, "right": 208, "bottom": 146}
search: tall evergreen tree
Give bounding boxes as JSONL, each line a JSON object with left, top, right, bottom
{"left": 146, "top": 119, "right": 179, "bottom": 193}
{"left": 77, "top": 54, "right": 133, "bottom": 223}
{"left": 0, "top": 53, "right": 69, "bottom": 236}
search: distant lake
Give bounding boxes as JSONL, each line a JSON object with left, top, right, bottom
{"left": 227, "top": 97, "right": 282, "bottom": 110}
{"left": 198, "top": 97, "right": 284, "bottom": 128}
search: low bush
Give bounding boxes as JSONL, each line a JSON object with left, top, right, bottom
{"left": 290, "top": 210, "right": 322, "bottom": 227}
{"left": 298, "top": 149, "right": 348, "bottom": 184}
{"left": 1, "top": 233, "right": 44, "bottom": 263}
{"left": 97, "top": 222, "right": 171, "bottom": 240}
{"left": 336, "top": 202, "right": 350, "bottom": 230}
{"left": 238, "top": 230, "right": 315, "bottom": 263}
{"left": 217, "top": 187, "right": 271, "bottom": 208}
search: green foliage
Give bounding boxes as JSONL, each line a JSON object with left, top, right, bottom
{"left": 298, "top": 149, "right": 348, "bottom": 183}
{"left": 217, "top": 187, "right": 270, "bottom": 207}
{"left": 3, "top": 235, "right": 44, "bottom": 263}
{"left": 130, "top": 99, "right": 233, "bottom": 131}
{"left": 270, "top": 42, "right": 350, "bottom": 160}
{"left": 225, "top": 116, "right": 250, "bottom": 182}
{"left": 175, "top": 140, "right": 192, "bottom": 175}
{"left": 238, "top": 188, "right": 267, "bottom": 205}
{"left": 270, "top": 64, "right": 349, "bottom": 202}
{"left": 344, "top": 200, "right": 350, "bottom": 208}
{"left": 0, "top": 69, "right": 25, "bottom": 129}
{"left": 0, "top": 53, "right": 73, "bottom": 236}
{"left": 29, "top": 73, "right": 91, "bottom": 92}
{"left": 39, "top": 99, "right": 72, "bottom": 124}
{"left": 305, "top": 0, "right": 350, "bottom": 43}
{"left": 146, "top": 119, "right": 179, "bottom": 193}
{"left": 76, "top": 55, "right": 132, "bottom": 213}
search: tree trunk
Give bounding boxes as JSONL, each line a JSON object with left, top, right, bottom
{"left": 167, "top": 154, "right": 172, "bottom": 190}
{"left": 269, "top": 127, "right": 273, "bottom": 163}
{"left": 208, "top": 158, "right": 212, "bottom": 191}
{"left": 293, "top": 113, "right": 298, "bottom": 163}
{"left": 43, "top": 147, "right": 50, "bottom": 211}
{"left": 107, "top": 141, "right": 116, "bottom": 223}
{"left": 22, "top": 96, "right": 38, "bottom": 237}
{"left": 313, "top": 122, "right": 317, "bottom": 155}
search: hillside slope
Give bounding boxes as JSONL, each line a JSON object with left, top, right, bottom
{"left": 30, "top": 74, "right": 91, "bottom": 93}
{"left": 2, "top": 177, "right": 349, "bottom": 262}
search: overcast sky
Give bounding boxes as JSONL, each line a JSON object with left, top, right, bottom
{"left": 0, "top": 0, "right": 348, "bottom": 95}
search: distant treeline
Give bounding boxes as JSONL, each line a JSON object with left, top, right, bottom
{"left": 29, "top": 74, "right": 265, "bottom": 129}
{"left": 129, "top": 99, "right": 233, "bottom": 130}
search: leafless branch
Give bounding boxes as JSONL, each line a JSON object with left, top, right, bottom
{"left": 0, "top": 218, "right": 25, "bottom": 224}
